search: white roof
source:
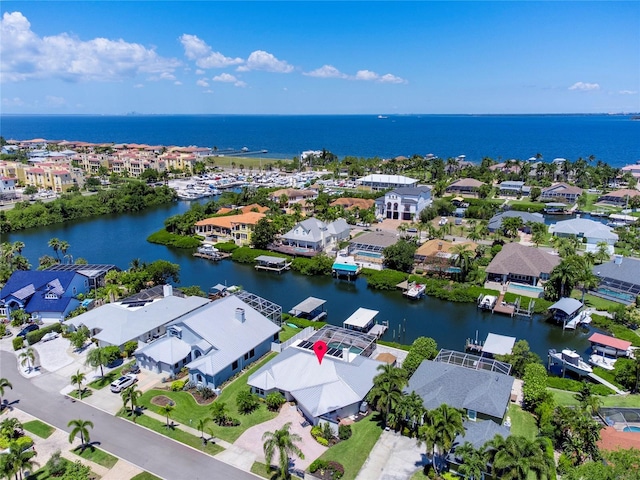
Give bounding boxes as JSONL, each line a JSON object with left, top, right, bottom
{"left": 482, "top": 333, "right": 516, "bottom": 356}
{"left": 248, "top": 347, "right": 381, "bottom": 418}
{"left": 343, "top": 307, "right": 379, "bottom": 328}
{"left": 551, "top": 218, "right": 618, "bottom": 241}
{"left": 136, "top": 336, "right": 191, "bottom": 364}
{"left": 357, "top": 174, "right": 417, "bottom": 185}
{"left": 291, "top": 297, "right": 326, "bottom": 315}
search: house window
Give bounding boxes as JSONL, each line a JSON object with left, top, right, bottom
{"left": 250, "top": 348, "right": 255, "bottom": 358}
{"left": 467, "top": 409, "right": 477, "bottom": 422}
{"left": 244, "top": 352, "right": 249, "bottom": 361}
{"left": 232, "top": 360, "right": 239, "bottom": 370}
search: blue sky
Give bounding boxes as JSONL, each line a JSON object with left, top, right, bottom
{"left": 1, "top": 1, "right": 639, "bottom": 114}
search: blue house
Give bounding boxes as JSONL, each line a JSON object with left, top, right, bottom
{"left": 0, "top": 271, "right": 88, "bottom": 323}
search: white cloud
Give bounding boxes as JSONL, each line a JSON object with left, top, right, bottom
{"left": 355, "top": 70, "right": 379, "bottom": 81}
{"left": 619, "top": 90, "right": 637, "bottom": 95}
{"left": 379, "top": 73, "right": 407, "bottom": 84}
{"left": 1, "top": 11, "right": 180, "bottom": 83}
{"left": 179, "top": 34, "right": 243, "bottom": 69}
{"left": 196, "top": 79, "right": 209, "bottom": 87}
{"left": 213, "top": 73, "right": 238, "bottom": 83}
{"left": 45, "top": 95, "right": 65, "bottom": 107}
{"left": 134, "top": 83, "right": 144, "bottom": 88}
{"left": 195, "top": 69, "right": 205, "bottom": 75}
{"left": 2, "top": 97, "right": 24, "bottom": 107}
{"left": 174, "top": 80, "right": 182, "bottom": 86}
{"left": 237, "top": 50, "right": 293, "bottom": 73}
{"left": 204, "top": 89, "right": 213, "bottom": 94}
{"left": 303, "top": 65, "right": 347, "bottom": 79}
{"left": 568, "top": 82, "right": 600, "bottom": 91}
{"left": 234, "top": 80, "right": 247, "bottom": 88}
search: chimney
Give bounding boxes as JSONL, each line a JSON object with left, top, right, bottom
{"left": 235, "top": 307, "right": 246, "bottom": 323}
{"left": 163, "top": 284, "right": 173, "bottom": 297}
{"left": 615, "top": 255, "right": 623, "bottom": 266}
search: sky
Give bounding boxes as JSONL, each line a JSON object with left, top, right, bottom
{"left": 1, "top": 1, "right": 639, "bottom": 115}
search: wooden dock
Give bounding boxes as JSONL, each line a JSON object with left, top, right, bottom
{"left": 492, "top": 293, "right": 515, "bottom": 317}
{"left": 193, "top": 252, "right": 231, "bottom": 262}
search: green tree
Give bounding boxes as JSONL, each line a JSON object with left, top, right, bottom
{"left": 419, "top": 404, "right": 465, "bottom": 475}
{"left": 85, "top": 347, "right": 113, "bottom": 377}
{"left": 522, "top": 363, "right": 549, "bottom": 411}
{"left": 484, "top": 434, "right": 554, "bottom": 480}
{"left": 501, "top": 216, "right": 524, "bottom": 238}
{"left": 236, "top": 389, "right": 260, "bottom": 415}
{"left": 69, "top": 326, "right": 89, "bottom": 351}
{"left": 48, "top": 237, "right": 61, "bottom": 260}
{"left": 67, "top": 419, "right": 94, "bottom": 450}
{"left": 210, "top": 401, "right": 229, "bottom": 425}
{"left": 120, "top": 384, "right": 142, "bottom": 417}
{"left": 546, "top": 255, "right": 582, "bottom": 300}
{"left": 451, "top": 243, "right": 474, "bottom": 281}
{"left": 0, "top": 378, "right": 12, "bottom": 410}
{"left": 496, "top": 339, "right": 541, "bottom": 378}
{"left": 160, "top": 403, "right": 174, "bottom": 428}
{"left": 19, "top": 347, "right": 36, "bottom": 372}
{"left": 70, "top": 369, "right": 86, "bottom": 399}
{"left": 402, "top": 337, "right": 438, "bottom": 376}
{"left": 455, "top": 442, "right": 486, "bottom": 480}
{"left": 262, "top": 422, "right": 305, "bottom": 480}
{"left": 251, "top": 217, "right": 277, "bottom": 249}
{"left": 145, "top": 259, "right": 180, "bottom": 285}
{"left": 396, "top": 391, "right": 425, "bottom": 436}
{"left": 366, "top": 364, "right": 408, "bottom": 427}
{"left": 382, "top": 238, "right": 417, "bottom": 273}
{"left": 2, "top": 440, "right": 38, "bottom": 480}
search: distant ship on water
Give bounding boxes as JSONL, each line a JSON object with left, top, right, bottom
{"left": 377, "top": 115, "right": 388, "bottom": 119}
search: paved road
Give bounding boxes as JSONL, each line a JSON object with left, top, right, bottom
{"left": 0, "top": 351, "right": 258, "bottom": 480}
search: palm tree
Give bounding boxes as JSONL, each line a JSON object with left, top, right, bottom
{"left": 120, "top": 384, "right": 142, "bottom": 416}
{"left": 3, "top": 441, "right": 38, "bottom": 480}
{"left": 85, "top": 347, "right": 110, "bottom": 377}
{"left": 67, "top": 419, "right": 94, "bottom": 450}
{"left": 59, "top": 241, "right": 70, "bottom": 260}
{"left": 397, "top": 391, "right": 425, "bottom": 436}
{"left": 452, "top": 244, "right": 474, "bottom": 281}
{"left": 424, "top": 404, "right": 465, "bottom": 474}
{"left": 484, "top": 434, "right": 554, "bottom": 480}
{"left": 196, "top": 418, "right": 207, "bottom": 443}
{"left": 19, "top": 347, "right": 36, "bottom": 373}
{"left": 0, "top": 378, "right": 12, "bottom": 410}
{"left": 575, "top": 382, "right": 602, "bottom": 414}
{"left": 70, "top": 369, "right": 86, "bottom": 399}
{"left": 47, "top": 238, "right": 61, "bottom": 260}
{"left": 366, "top": 364, "right": 408, "bottom": 427}
{"left": 262, "top": 422, "right": 305, "bottom": 480}
{"left": 455, "top": 442, "right": 486, "bottom": 480}
{"left": 595, "top": 241, "right": 611, "bottom": 264}
{"left": 160, "top": 403, "right": 174, "bottom": 428}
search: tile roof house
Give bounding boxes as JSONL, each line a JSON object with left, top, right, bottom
{"left": 248, "top": 345, "right": 382, "bottom": 427}
{"left": 0, "top": 270, "right": 88, "bottom": 322}
{"left": 487, "top": 211, "right": 545, "bottom": 233}
{"left": 374, "top": 186, "right": 432, "bottom": 221}
{"left": 279, "top": 218, "right": 351, "bottom": 251}
{"left": 540, "top": 182, "right": 583, "bottom": 204}
{"left": 406, "top": 360, "right": 514, "bottom": 424}
{"left": 550, "top": 218, "right": 618, "bottom": 254}
{"left": 414, "top": 239, "right": 477, "bottom": 274}
{"left": 445, "top": 178, "right": 485, "bottom": 196}
{"left": 329, "top": 198, "right": 375, "bottom": 211}
{"left": 485, "top": 243, "right": 560, "bottom": 286}
{"left": 194, "top": 211, "right": 266, "bottom": 246}
{"left": 135, "top": 295, "right": 281, "bottom": 385}
{"left": 65, "top": 286, "right": 209, "bottom": 348}
{"left": 597, "top": 188, "right": 640, "bottom": 206}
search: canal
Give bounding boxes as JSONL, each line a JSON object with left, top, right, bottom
{"left": 3, "top": 200, "right": 595, "bottom": 359}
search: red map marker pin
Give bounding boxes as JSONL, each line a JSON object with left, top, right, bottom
{"left": 313, "top": 340, "right": 328, "bottom": 364}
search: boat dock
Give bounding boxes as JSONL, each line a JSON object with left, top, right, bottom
{"left": 587, "top": 372, "right": 626, "bottom": 394}
{"left": 193, "top": 252, "right": 230, "bottom": 262}
{"left": 343, "top": 307, "right": 388, "bottom": 338}
{"left": 564, "top": 310, "right": 592, "bottom": 330}
{"left": 548, "top": 349, "right": 592, "bottom": 377}
{"left": 254, "top": 255, "right": 292, "bottom": 274}
{"left": 289, "top": 296, "right": 327, "bottom": 321}
{"left": 492, "top": 293, "right": 516, "bottom": 317}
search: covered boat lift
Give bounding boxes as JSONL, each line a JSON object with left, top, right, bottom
{"left": 588, "top": 332, "right": 632, "bottom": 357}
{"left": 254, "top": 255, "right": 291, "bottom": 274}
{"left": 289, "top": 296, "right": 327, "bottom": 321}
{"left": 549, "top": 297, "right": 583, "bottom": 329}
{"left": 343, "top": 307, "right": 388, "bottom": 338}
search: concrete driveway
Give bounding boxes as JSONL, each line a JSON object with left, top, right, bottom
{"left": 232, "top": 403, "right": 327, "bottom": 471}
{"left": 355, "top": 430, "right": 426, "bottom": 480}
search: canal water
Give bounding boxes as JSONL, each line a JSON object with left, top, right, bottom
{"left": 3, "top": 200, "right": 595, "bottom": 359}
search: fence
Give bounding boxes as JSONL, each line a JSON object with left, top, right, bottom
{"left": 271, "top": 326, "right": 315, "bottom": 353}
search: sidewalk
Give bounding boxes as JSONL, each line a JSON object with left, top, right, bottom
{"left": 355, "top": 430, "right": 425, "bottom": 480}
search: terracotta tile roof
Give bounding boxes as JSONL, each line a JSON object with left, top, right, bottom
{"left": 485, "top": 243, "right": 560, "bottom": 277}
{"left": 588, "top": 333, "right": 632, "bottom": 351}
{"left": 217, "top": 204, "right": 269, "bottom": 215}
{"left": 330, "top": 198, "right": 375, "bottom": 210}
{"left": 195, "top": 212, "right": 265, "bottom": 229}
{"left": 447, "top": 178, "right": 485, "bottom": 188}
{"left": 415, "top": 239, "right": 477, "bottom": 257}
{"left": 598, "top": 427, "right": 640, "bottom": 451}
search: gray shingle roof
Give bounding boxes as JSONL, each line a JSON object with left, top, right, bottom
{"left": 406, "top": 360, "right": 514, "bottom": 420}
{"left": 593, "top": 256, "right": 640, "bottom": 286}
{"left": 487, "top": 211, "right": 544, "bottom": 231}
{"left": 350, "top": 230, "right": 399, "bottom": 249}
{"left": 485, "top": 243, "right": 560, "bottom": 278}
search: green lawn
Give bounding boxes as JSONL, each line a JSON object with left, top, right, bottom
{"left": 570, "top": 292, "right": 620, "bottom": 312}
{"left": 250, "top": 461, "right": 304, "bottom": 480}
{"left": 68, "top": 388, "right": 93, "bottom": 400}
{"left": 507, "top": 404, "right": 538, "bottom": 440}
{"left": 549, "top": 388, "right": 580, "bottom": 406}
{"left": 279, "top": 324, "right": 299, "bottom": 342}
{"left": 88, "top": 361, "right": 135, "bottom": 390}
{"left": 122, "top": 412, "right": 224, "bottom": 455}
{"left": 316, "top": 415, "right": 383, "bottom": 480}
{"left": 73, "top": 446, "right": 119, "bottom": 469}
{"left": 130, "top": 472, "right": 163, "bottom": 480}
{"left": 550, "top": 388, "right": 640, "bottom": 408}
{"left": 138, "top": 353, "right": 278, "bottom": 443}
{"left": 23, "top": 420, "right": 55, "bottom": 439}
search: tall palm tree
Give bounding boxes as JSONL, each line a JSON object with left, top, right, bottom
{"left": 59, "top": 241, "right": 70, "bottom": 259}
{"left": 3, "top": 441, "right": 38, "bottom": 480}
{"left": 67, "top": 419, "right": 94, "bottom": 450}
{"left": 160, "top": 403, "right": 174, "bottom": 428}
{"left": 70, "top": 369, "right": 86, "bottom": 399}
{"left": 484, "top": 434, "right": 554, "bottom": 480}
{"left": 262, "top": 422, "right": 305, "bottom": 480}
{"left": 455, "top": 441, "right": 486, "bottom": 480}
{"left": 426, "top": 404, "right": 465, "bottom": 474}
{"left": 366, "top": 364, "right": 407, "bottom": 427}
{"left": 120, "top": 384, "right": 142, "bottom": 416}
{"left": 452, "top": 244, "right": 474, "bottom": 281}
{"left": 397, "top": 391, "right": 425, "bottom": 436}
{"left": 0, "top": 378, "right": 12, "bottom": 410}
{"left": 19, "top": 347, "right": 36, "bottom": 373}
{"left": 47, "top": 238, "right": 61, "bottom": 260}
{"left": 85, "top": 347, "right": 110, "bottom": 377}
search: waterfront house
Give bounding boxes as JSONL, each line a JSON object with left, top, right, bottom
{"left": 248, "top": 326, "right": 382, "bottom": 428}
{"left": 487, "top": 211, "right": 545, "bottom": 233}
{"left": 215, "top": 203, "right": 269, "bottom": 215}
{"left": 194, "top": 211, "right": 266, "bottom": 246}
{"left": 414, "top": 239, "right": 477, "bottom": 274}
{"left": 407, "top": 358, "right": 514, "bottom": 424}
{"left": 621, "top": 161, "right": 640, "bottom": 180}
{"left": 498, "top": 181, "right": 529, "bottom": 197}
{"left": 356, "top": 174, "right": 418, "bottom": 191}
{"left": 597, "top": 188, "right": 640, "bottom": 206}
{"left": 44, "top": 264, "right": 119, "bottom": 292}
{"left": 0, "top": 270, "right": 88, "bottom": 322}
{"left": 540, "top": 182, "right": 583, "bottom": 204}
{"left": 550, "top": 218, "right": 618, "bottom": 254}
{"left": 592, "top": 256, "right": 640, "bottom": 304}
{"left": 270, "top": 188, "right": 317, "bottom": 207}
{"left": 445, "top": 178, "right": 485, "bottom": 197}
{"left": 374, "top": 186, "right": 432, "bottom": 221}
{"left": 348, "top": 230, "right": 399, "bottom": 266}
{"left": 485, "top": 243, "right": 560, "bottom": 286}
{"left": 135, "top": 294, "right": 280, "bottom": 382}
{"left": 65, "top": 285, "right": 209, "bottom": 349}
{"left": 279, "top": 218, "right": 351, "bottom": 252}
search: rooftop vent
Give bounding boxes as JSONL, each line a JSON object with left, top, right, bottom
{"left": 235, "top": 307, "right": 246, "bottom": 323}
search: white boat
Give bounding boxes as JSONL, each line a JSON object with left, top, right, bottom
{"left": 549, "top": 348, "right": 593, "bottom": 375}
{"left": 477, "top": 295, "right": 497, "bottom": 310}
{"left": 176, "top": 190, "right": 205, "bottom": 200}
{"left": 404, "top": 282, "right": 426, "bottom": 299}
{"left": 197, "top": 244, "right": 219, "bottom": 256}
{"left": 589, "top": 353, "right": 616, "bottom": 371}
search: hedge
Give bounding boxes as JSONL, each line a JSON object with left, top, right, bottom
{"left": 12, "top": 336, "right": 24, "bottom": 351}
{"left": 146, "top": 229, "right": 201, "bottom": 248}
{"left": 362, "top": 268, "right": 407, "bottom": 290}
{"left": 26, "top": 323, "right": 62, "bottom": 345}
{"left": 215, "top": 242, "right": 239, "bottom": 253}
{"left": 546, "top": 376, "right": 613, "bottom": 396}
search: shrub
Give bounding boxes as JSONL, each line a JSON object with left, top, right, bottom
{"left": 123, "top": 341, "right": 138, "bottom": 357}
{"left": 171, "top": 379, "right": 187, "bottom": 392}
{"left": 0, "top": 324, "right": 6, "bottom": 337}
{"left": 215, "top": 242, "right": 239, "bottom": 253}
{"left": 309, "top": 459, "right": 328, "bottom": 473}
{"left": 26, "top": 323, "right": 62, "bottom": 345}
{"left": 236, "top": 389, "right": 260, "bottom": 414}
{"left": 546, "top": 377, "right": 613, "bottom": 396}
{"left": 198, "top": 386, "right": 216, "bottom": 400}
{"left": 310, "top": 425, "right": 322, "bottom": 438}
{"left": 363, "top": 268, "right": 407, "bottom": 290}
{"left": 327, "top": 461, "right": 345, "bottom": 479}
{"left": 265, "top": 392, "right": 286, "bottom": 412}
{"left": 146, "top": 229, "right": 201, "bottom": 248}
{"left": 45, "top": 450, "right": 66, "bottom": 477}
{"left": 12, "top": 336, "right": 24, "bottom": 351}
{"left": 103, "top": 345, "right": 122, "bottom": 365}
{"left": 338, "top": 424, "right": 352, "bottom": 440}
{"left": 315, "top": 436, "right": 329, "bottom": 446}
{"left": 321, "top": 422, "right": 334, "bottom": 440}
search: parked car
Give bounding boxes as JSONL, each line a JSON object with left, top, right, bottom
{"left": 110, "top": 374, "right": 137, "bottom": 393}
{"left": 41, "top": 331, "right": 59, "bottom": 342}
{"left": 17, "top": 324, "right": 39, "bottom": 338}
{"left": 128, "top": 363, "right": 141, "bottom": 374}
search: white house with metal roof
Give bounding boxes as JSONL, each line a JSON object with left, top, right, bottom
{"left": 248, "top": 345, "right": 382, "bottom": 427}
{"left": 550, "top": 218, "right": 618, "bottom": 254}
{"left": 135, "top": 295, "right": 280, "bottom": 384}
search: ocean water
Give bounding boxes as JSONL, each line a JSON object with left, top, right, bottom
{"left": 1, "top": 114, "right": 639, "bottom": 167}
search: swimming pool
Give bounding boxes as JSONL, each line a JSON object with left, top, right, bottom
{"left": 356, "top": 251, "right": 382, "bottom": 259}
{"left": 623, "top": 426, "right": 640, "bottom": 432}
{"left": 510, "top": 283, "right": 544, "bottom": 293}
{"left": 597, "top": 287, "right": 635, "bottom": 303}
{"left": 327, "top": 342, "right": 364, "bottom": 355}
